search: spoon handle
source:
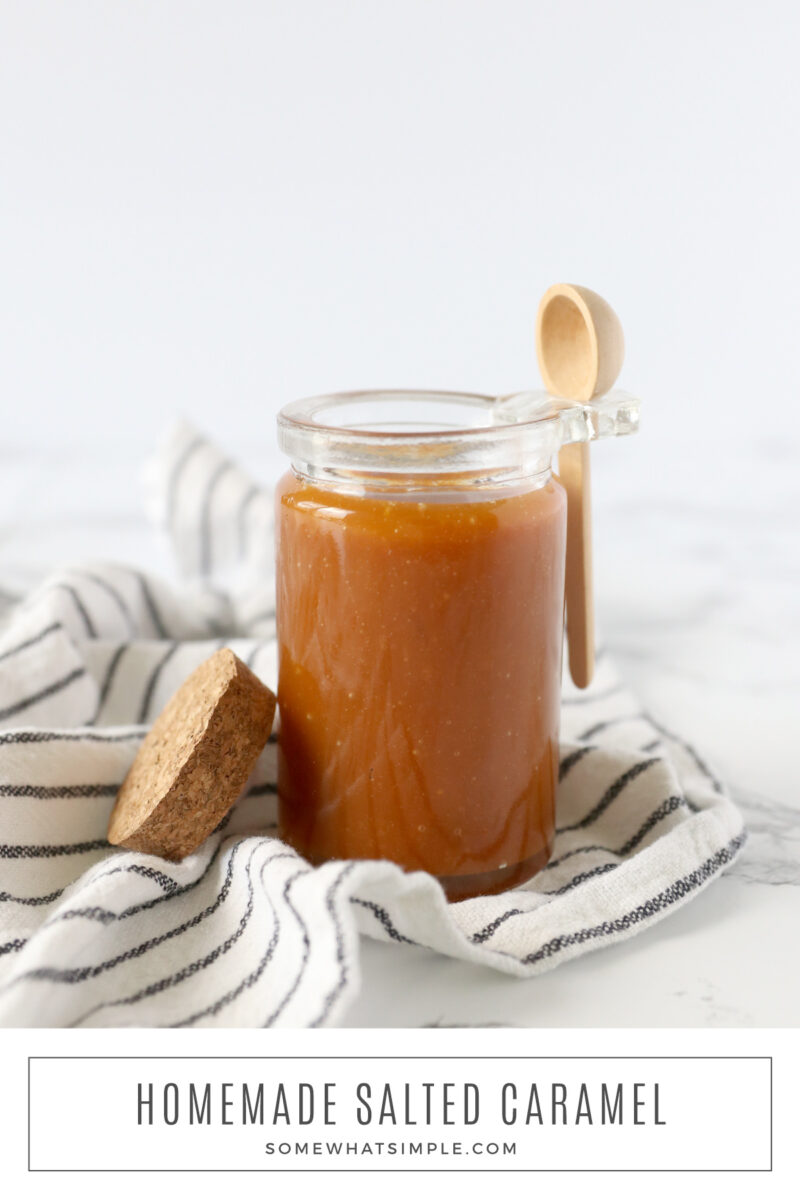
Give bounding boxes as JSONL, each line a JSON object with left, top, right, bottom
{"left": 557, "top": 441, "right": 594, "bottom": 689}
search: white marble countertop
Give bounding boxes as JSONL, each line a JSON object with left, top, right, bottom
{"left": 2, "top": 437, "right": 797, "bottom": 1027}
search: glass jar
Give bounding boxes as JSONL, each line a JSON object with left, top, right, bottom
{"left": 275, "top": 389, "right": 639, "bottom": 900}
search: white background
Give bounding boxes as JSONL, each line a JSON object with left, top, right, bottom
{"left": 0, "top": 3, "right": 798, "bottom": 1030}
{"left": 2, "top": 0, "right": 799, "bottom": 474}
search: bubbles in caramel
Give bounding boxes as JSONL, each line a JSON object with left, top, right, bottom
{"left": 276, "top": 471, "right": 566, "bottom": 900}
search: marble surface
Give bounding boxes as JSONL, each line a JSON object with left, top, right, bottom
{"left": 2, "top": 436, "right": 798, "bottom": 1027}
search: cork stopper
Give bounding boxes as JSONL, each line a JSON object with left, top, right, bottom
{"left": 107, "top": 648, "right": 276, "bottom": 861}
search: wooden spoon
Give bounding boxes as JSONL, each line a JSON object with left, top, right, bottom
{"left": 535, "top": 284, "right": 625, "bottom": 688}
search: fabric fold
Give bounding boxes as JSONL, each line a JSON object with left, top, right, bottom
{"left": 0, "top": 423, "right": 745, "bottom": 1027}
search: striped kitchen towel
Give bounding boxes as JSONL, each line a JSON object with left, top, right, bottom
{"left": 0, "top": 424, "right": 745, "bottom": 1027}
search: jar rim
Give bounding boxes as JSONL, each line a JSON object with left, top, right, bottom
{"left": 278, "top": 388, "right": 554, "bottom": 442}
{"left": 277, "top": 388, "right": 639, "bottom": 484}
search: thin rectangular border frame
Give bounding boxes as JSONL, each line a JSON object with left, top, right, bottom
{"left": 27, "top": 1054, "right": 774, "bottom": 1173}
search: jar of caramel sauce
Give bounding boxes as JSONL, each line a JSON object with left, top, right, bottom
{"left": 276, "top": 390, "right": 638, "bottom": 899}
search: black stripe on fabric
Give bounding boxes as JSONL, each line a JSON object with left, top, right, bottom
{"left": 138, "top": 642, "right": 179, "bottom": 723}
{"left": 541, "top": 861, "right": 620, "bottom": 897}
{"left": 3, "top": 843, "right": 244, "bottom": 992}
{"left": 0, "top": 886, "right": 64, "bottom": 907}
{"left": 50, "top": 842, "right": 226, "bottom": 926}
{"left": 640, "top": 739, "right": 662, "bottom": 753}
{"left": 0, "top": 728, "right": 144, "bottom": 747}
{"left": 544, "top": 843, "right": 609, "bottom": 872}
{"left": 166, "top": 435, "right": 205, "bottom": 533}
{"left": 556, "top": 758, "right": 659, "bottom": 835}
{"left": 471, "top": 796, "right": 692, "bottom": 946}
{"left": 646, "top": 716, "right": 725, "bottom": 795}
{"left": 0, "top": 838, "right": 106, "bottom": 860}
{"left": 544, "top": 795, "right": 687, "bottom": 875}
{"left": 350, "top": 898, "right": 416, "bottom": 945}
{"left": 91, "top": 644, "right": 129, "bottom": 724}
{"left": 176, "top": 852, "right": 305, "bottom": 1028}
{"left": 311, "top": 862, "right": 360, "bottom": 1028}
{"left": 177, "top": 915, "right": 281, "bottom": 1027}
{"left": 616, "top": 794, "right": 686, "bottom": 855}
{"left": 44, "top": 584, "right": 91, "bottom": 637}
{"left": 245, "top": 642, "right": 263, "bottom": 669}
{"left": 0, "top": 667, "right": 87, "bottom": 723}
{"left": 70, "top": 841, "right": 280, "bottom": 1028}
{"left": 0, "top": 622, "right": 61, "bottom": 666}
{"left": 521, "top": 832, "right": 747, "bottom": 966}
{"left": 578, "top": 713, "right": 646, "bottom": 742}
{"left": 88, "top": 857, "right": 200, "bottom": 901}
{"left": 0, "top": 939, "right": 26, "bottom": 957}
{"left": 123, "top": 863, "right": 180, "bottom": 893}
{"left": 174, "top": 857, "right": 292, "bottom": 1027}
{"left": 211, "top": 809, "right": 235, "bottom": 838}
{"left": 54, "top": 905, "right": 110, "bottom": 924}
{"left": 133, "top": 570, "right": 168, "bottom": 639}
{"left": 0, "top": 782, "right": 118, "bottom": 799}
{"left": 263, "top": 868, "right": 316, "bottom": 1027}
{"left": 52, "top": 583, "right": 97, "bottom": 638}
{"left": 247, "top": 782, "right": 278, "bottom": 797}
{"left": 73, "top": 571, "right": 136, "bottom": 634}
{"left": 199, "top": 460, "right": 236, "bottom": 577}
{"left": 470, "top": 908, "right": 525, "bottom": 945}
{"left": 558, "top": 745, "right": 595, "bottom": 782}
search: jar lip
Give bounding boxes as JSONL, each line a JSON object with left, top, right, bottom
{"left": 277, "top": 387, "right": 640, "bottom": 482}
{"left": 277, "top": 388, "right": 557, "bottom": 443}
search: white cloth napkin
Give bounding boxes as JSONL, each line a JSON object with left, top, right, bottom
{"left": 0, "top": 424, "right": 746, "bottom": 1027}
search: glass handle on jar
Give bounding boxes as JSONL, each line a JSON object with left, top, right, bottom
{"left": 493, "top": 388, "right": 640, "bottom": 690}
{"left": 557, "top": 389, "right": 640, "bottom": 688}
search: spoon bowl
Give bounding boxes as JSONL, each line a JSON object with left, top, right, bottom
{"left": 536, "top": 283, "right": 625, "bottom": 402}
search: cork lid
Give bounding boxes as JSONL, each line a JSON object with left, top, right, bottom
{"left": 107, "top": 648, "right": 276, "bottom": 861}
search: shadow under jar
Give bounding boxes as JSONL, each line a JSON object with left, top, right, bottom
{"left": 275, "top": 389, "right": 639, "bottom": 899}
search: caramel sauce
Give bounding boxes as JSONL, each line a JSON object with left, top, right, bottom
{"left": 276, "top": 471, "right": 566, "bottom": 898}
